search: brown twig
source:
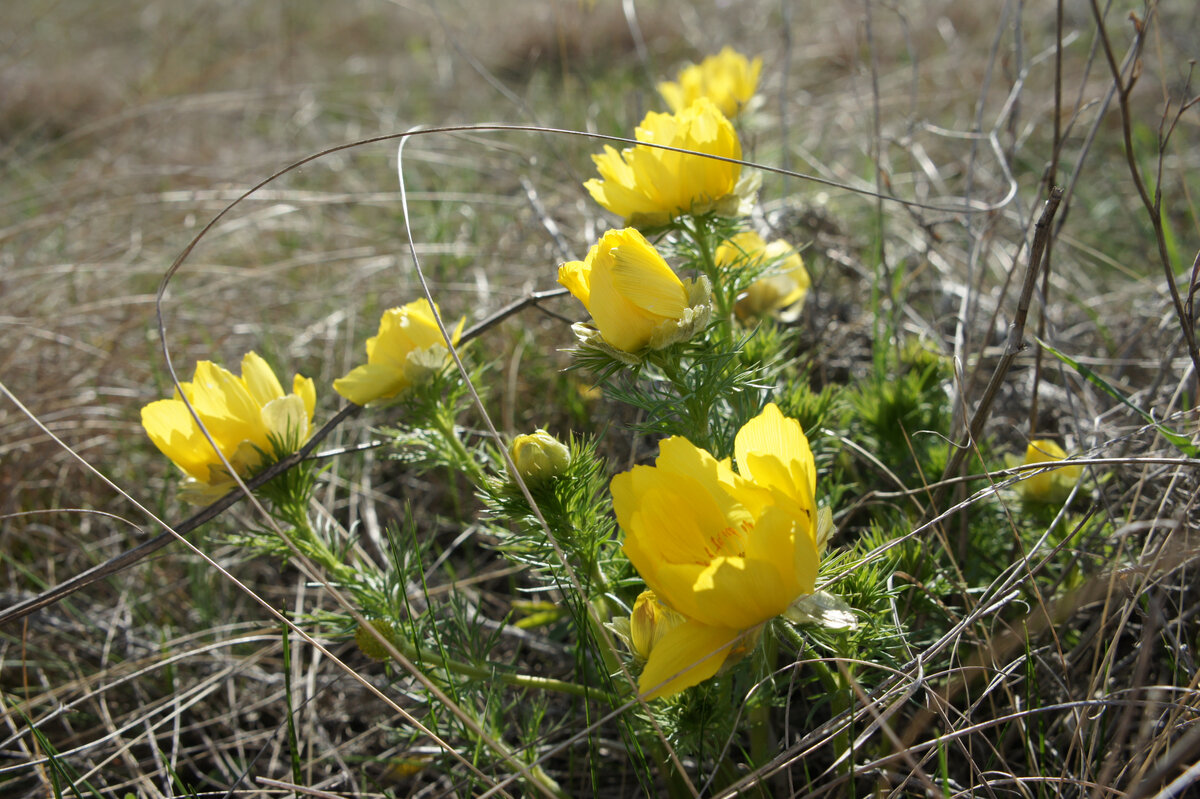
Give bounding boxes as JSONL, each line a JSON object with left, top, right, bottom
{"left": 934, "top": 187, "right": 1064, "bottom": 508}
{"left": 1089, "top": 0, "right": 1200, "bottom": 379}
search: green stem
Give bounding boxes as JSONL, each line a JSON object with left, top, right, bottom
{"left": 583, "top": 567, "right": 622, "bottom": 679}
{"left": 749, "top": 632, "right": 778, "bottom": 767}
{"left": 651, "top": 353, "right": 710, "bottom": 447}
{"left": 273, "top": 504, "right": 358, "bottom": 586}
{"left": 682, "top": 215, "right": 735, "bottom": 323}
{"left": 776, "top": 621, "right": 851, "bottom": 769}
{"left": 432, "top": 403, "right": 488, "bottom": 487}
{"left": 275, "top": 509, "right": 604, "bottom": 701}
{"left": 371, "top": 622, "right": 615, "bottom": 702}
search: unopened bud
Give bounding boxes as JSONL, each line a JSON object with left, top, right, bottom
{"left": 629, "top": 590, "right": 685, "bottom": 660}
{"left": 1017, "top": 439, "right": 1082, "bottom": 504}
{"left": 509, "top": 429, "right": 571, "bottom": 484}
{"left": 355, "top": 619, "right": 397, "bottom": 662}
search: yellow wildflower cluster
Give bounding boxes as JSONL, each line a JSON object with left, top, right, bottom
{"left": 139, "top": 42, "right": 827, "bottom": 711}
{"left": 142, "top": 298, "right": 465, "bottom": 496}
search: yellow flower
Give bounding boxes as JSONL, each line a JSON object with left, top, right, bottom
{"left": 629, "top": 590, "right": 686, "bottom": 661}
{"left": 333, "top": 299, "right": 465, "bottom": 406}
{"left": 558, "top": 227, "right": 711, "bottom": 354}
{"left": 584, "top": 98, "right": 749, "bottom": 228}
{"left": 141, "top": 352, "right": 316, "bottom": 497}
{"left": 509, "top": 429, "right": 571, "bottom": 484}
{"left": 612, "top": 403, "right": 821, "bottom": 699}
{"left": 715, "top": 231, "right": 811, "bottom": 320}
{"left": 658, "top": 47, "right": 763, "bottom": 117}
{"left": 1016, "top": 439, "right": 1082, "bottom": 503}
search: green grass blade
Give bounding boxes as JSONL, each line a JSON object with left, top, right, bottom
{"left": 1037, "top": 337, "right": 1197, "bottom": 456}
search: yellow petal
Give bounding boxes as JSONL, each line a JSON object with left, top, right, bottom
{"left": 240, "top": 351, "right": 285, "bottom": 407}
{"left": 189, "top": 361, "right": 268, "bottom": 453}
{"left": 656, "top": 79, "right": 686, "bottom": 113}
{"left": 638, "top": 620, "right": 739, "bottom": 699}
{"left": 627, "top": 479, "right": 738, "bottom": 568}
{"left": 629, "top": 590, "right": 686, "bottom": 661}
{"left": 743, "top": 506, "right": 819, "bottom": 601}
{"left": 370, "top": 310, "right": 420, "bottom": 369}
{"left": 688, "top": 555, "right": 797, "bottom": 629}
{"left": 141, "top": 399, "right": 217, "bottom": 483}
{"left": 448, "top": 314, "right": 466, "bottom": 348}
{"left": 714, "top": 231, "right": 767, "bottom": 267}
{"left": 400, "top": 298, "right": 449, "bottom": 350}
{"left": 609, "top": 231, "right": 688, "bottom": 318}
{"left": 1025, "top": 439, "right": 1068, "bottom": 464}
{"left": 735, "top": 403, "right": 816, "bottom": 500}
{"left": 225, "top": 439, "right": 264, "bottom": 480}
{"left": 581, "top": 239, "right": 659, "bottom": 353}
{"left": 293, "top": 374, "right": 316, "bottom": 425}
{"left": 1018, "top": 439, "right": 1082, "bottom": 502}
{"left": 333, "top": 362, "right": 407, "bottom": 406}
{"left": 260, "top": 394, "right": 309, "bottom": 455}
{"left": 557, "top": 258, "right": 593, "bottom": 309}
{"left": 658, "top": 48, "right": 761, "bottom": 118}
{"left": 654, "top": 436, "right": 762, "bottom": 522}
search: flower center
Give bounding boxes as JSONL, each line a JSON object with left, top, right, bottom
{"left": 702, "top": 519, "right": 752, "bottom": 562}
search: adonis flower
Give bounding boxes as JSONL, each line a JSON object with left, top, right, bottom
{"left": 1015, "top": 439, "right": 1082, "bottom": 504}
{"left": 658, "top": 46, "right": 763, "bottom": 118}
{"left": 585, "top": 98, "right": 752, "bottom": 228}
{"left": 141, "top": 352, "right": 316, "bottom": 497}
{"left": 558, "top": 227, "right": 711, "bottom": 355}
{"left": 611, "top": 403, "right": 824, "bottom": 699}
{"left": 715, "top": 231, "right": 811, "bottom": 321}
{"left": 333, "top": 299, "right": 465, "bottom": 406}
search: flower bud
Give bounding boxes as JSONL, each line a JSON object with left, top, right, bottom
{"left": 354, "top": 619, "right": 397, "bottom": 662}
{"left": 509, "top": 430, "right": 571, "bottom": 484}
{"left": 1016, "top": 439, "right": 1082, "bottom": 504}
{"left": 629, "top": 590, "right": 686, "bottom": 661}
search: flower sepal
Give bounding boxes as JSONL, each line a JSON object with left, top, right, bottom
{"left": 567, "top": 323, "right": 645, "bottom": 366}
{"left": 648, "top": 275, "right": 713, "bottom": 349}
{"left": 783, "top": 589, "right": 858, "bottom": 631}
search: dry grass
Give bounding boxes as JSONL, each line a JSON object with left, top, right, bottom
{"left": 3, "top": 0, "right": 1200, "bottom": 796}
